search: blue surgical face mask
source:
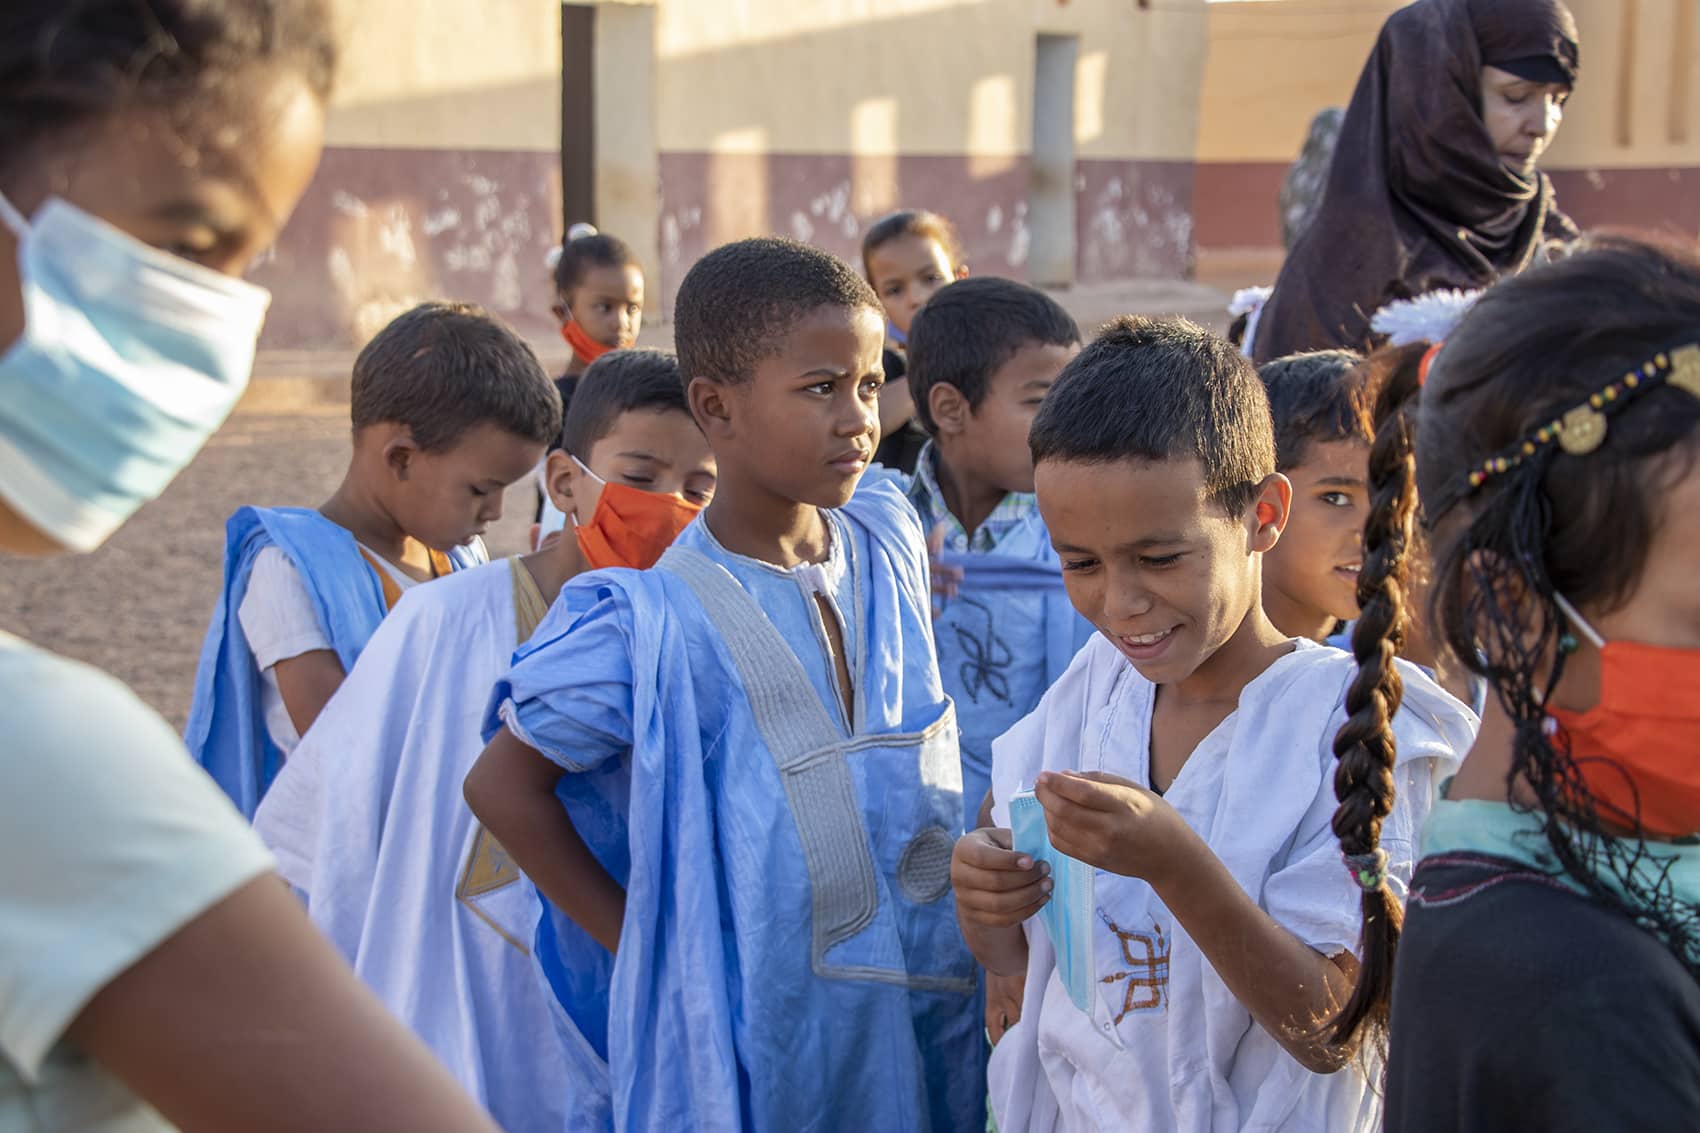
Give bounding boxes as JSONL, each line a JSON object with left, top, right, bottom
{"left": 1008, "top": 788, "right": 1098, "bottom": 1014}
{"left": 0, "top": 190, "right": 270, "bottom": 552}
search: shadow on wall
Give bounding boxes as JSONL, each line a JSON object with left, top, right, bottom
{"left": 253, "top": 77, "right": 563, "bottom": 352}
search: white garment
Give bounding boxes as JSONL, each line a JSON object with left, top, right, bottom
{"left": 237, "top": 543, "right": 418, "bottom": 755}
{"left": 988, "top": 635, "right": 1477, "bottom": 1133}
{"left": 254, "top": 560, "right": 568, "bottom": 1133}
{"left": 0, "top": 631, "right": 274, "bottom": 1131}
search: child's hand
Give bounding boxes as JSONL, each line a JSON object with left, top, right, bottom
{"left": 926, "top": 522, "right": 965, "bottom": 619}
{"left": 951, "top": 827, "right": 1051, "bottom": 929}
{"left": 1035, "top": 770, "right": 1199, "bottom": 885}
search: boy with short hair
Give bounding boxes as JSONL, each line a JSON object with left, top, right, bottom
{"left": 952, "top": 318, "right": 1474, "bottom": 1132}
{"left": 465, "top": 237, "right": 982, "bottom": 1132}
{"left": 1256, "top": 349, "right": 1371, "bottom": 642}
{"left": 879, "top": 275, "right": 1091, "bottom": 832}
{"left": 253, "top": 350, "right": 712, "bottom": 1133}
{"left": 187, "top": 301, "right": 560, "bottom": 818}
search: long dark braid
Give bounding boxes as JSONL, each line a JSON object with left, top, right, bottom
{"left": 1328, "top": 343, "right": 1424, "bottom": 1049}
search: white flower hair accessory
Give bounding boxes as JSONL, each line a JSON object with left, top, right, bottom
{"left": 544, "top": 223, "right": 601, "bottom": 271}
{"left": 1370, "top": 288, "right": 1483, "bottom": 348}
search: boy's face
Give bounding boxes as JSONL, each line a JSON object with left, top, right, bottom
{"left": 549, "top": 406, "right": 717, "bottom": 522}
{"left": 1037, "top": 454, "right": 1281, "bottom": 685}
{"left": 554, "top": 263, "right": 644, "bottom": 351}
{"left": 943, "top": 340, "right": 1077, "bottom": 494}
{"left": 389, "top": 421, "right": 545, "bottom": 551}
{"left": 867, "top": 234, "right": 957, "bottom": 336}
{"left": 1263, "top": 439, "right": 1368, "bottom": 627}
{"left": 698, "top": 304, "right": 885, "bottom": 511}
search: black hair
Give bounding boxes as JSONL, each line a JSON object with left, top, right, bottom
{"left": 1029, "top": 316, "right": 1276, "bottom": 516}
{"left": 552, "top": 230, "right": 641, "bottom": 297}
{"left": 351, "top": 301, "right": 561, "bottom": 452}
{"left": 560, "top": 348, "right": 691, "bottom": 457}
{"left": 861, "top": 209, "right": 963, "bottom": 277}
{"left": 1330, "top": 232, "right": 1700, "bottom": 1055}
{"left": 905, "top": 277, "right": 1079, "bottom": 434}
{"left": 673, "top": 237, "right": 881, "bottom": 387}
{"left": 0, "top": 0, "right": 338, "bottom": 178}
{"left": 1257, "top": 349, "right": 1371, "bottom": 470}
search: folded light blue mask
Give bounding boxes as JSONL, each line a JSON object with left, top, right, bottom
{"left": 1009, "top": 789, "right": 1096, "bottom": 1012}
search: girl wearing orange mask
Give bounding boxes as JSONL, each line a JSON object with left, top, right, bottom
{"left": 548, "top": 224, "right": 645, "bottom": 388}
{"left": 1330, "top": 234, "right": 1700, "bottom": 1128}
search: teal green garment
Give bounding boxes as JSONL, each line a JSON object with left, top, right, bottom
{"left": 1422, "top": 796, "right": 1700, "bottom": 925}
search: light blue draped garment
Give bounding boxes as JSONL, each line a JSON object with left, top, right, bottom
{"left": 487, "top": 479, "right": 983, "bottom": 1133}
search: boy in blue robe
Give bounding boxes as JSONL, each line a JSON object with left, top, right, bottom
{"left": 186, "top": 301, "right": 560, "bottom": 817}
{"left": 466, "top": 238, "right": 982, "bottom": 1133}
{"left": 872, "top": 276, "right": 1092, "bottom": 834}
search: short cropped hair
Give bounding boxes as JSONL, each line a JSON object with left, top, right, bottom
{"left": 560, "top": 348, "right": 691, "bottom": 457}
{"left": 906, "top": 277, "right": 1079, "bottom": 434}
{"left": 1257, "top": 349, "right": 1370, "bottom": 470}
{"left": 351, "top": 301, "right": 560, "bottom": 451}
{"left": 1029, "top": 316, "right": 1276, "bottom": 516}
{"left": 553, "top": 231, "right": 641, "bottom": 296}
{"left": 673, "top": 237, "right": 881, "bottom": 387}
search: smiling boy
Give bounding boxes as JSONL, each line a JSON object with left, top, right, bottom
{"left": 951, "top": 317, "right": 1473, "bottom": 1133}
{"left": 466, "top": 238, "right": 982, "bottom": 1132}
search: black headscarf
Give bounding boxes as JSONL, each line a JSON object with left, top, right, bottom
{"left": 1253, "top": 0, "right": 1581, "bottom": 362}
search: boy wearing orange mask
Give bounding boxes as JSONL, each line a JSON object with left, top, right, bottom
{"left": 253, "top": 348, "right": 712, "bottom": 1133}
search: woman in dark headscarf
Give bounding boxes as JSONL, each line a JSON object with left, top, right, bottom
{"left": 1252, "top": 0, "right": 1580, "bottom": 363}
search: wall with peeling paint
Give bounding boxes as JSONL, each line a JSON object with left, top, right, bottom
{"left": 256, "top": 0, "right": 563, "bottom": 350}
{"left": 650, "top": 0, "right": 1208, "bottom": 311}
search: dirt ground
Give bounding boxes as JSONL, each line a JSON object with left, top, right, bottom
{"left": 0, "top": 279, "right": 1229, "bottom": 730}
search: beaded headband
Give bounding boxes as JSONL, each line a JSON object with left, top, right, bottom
{"left": 1455, "top": 342, "right": 1700, "bottom": 496}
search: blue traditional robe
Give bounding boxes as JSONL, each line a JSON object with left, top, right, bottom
{"left": 487, "top": 479, "right": 983, "bottom": 1133}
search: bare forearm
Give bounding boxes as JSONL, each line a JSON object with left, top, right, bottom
{"left": 960, "top": 919, "right": 1030, "bottom": 979}
{"left": 1152, "top": 836, "right": 1353, "bottom": 1072}
{"left": 464, "top": 742, "right": 625, "bottom": 953}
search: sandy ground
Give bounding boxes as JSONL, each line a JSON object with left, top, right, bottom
{"left": 0, "top": 279, "right": 1229, "bottom": 730}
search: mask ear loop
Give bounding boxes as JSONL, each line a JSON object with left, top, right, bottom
{"left": 1551, "top": 591, "right": 1607, "bottom": 651}
{"left": 0, "top": 190, "right": 30, "bottom": 238}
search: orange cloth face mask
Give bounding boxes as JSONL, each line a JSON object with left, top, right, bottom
{"left": 571, "top": 457, "right": 703, "bottom": 570}
{"left": 561, "top": 319, "right": 614, "bottom": 367}
{"left": 1547, "top": 593, "right": 1700, "bottom": 837}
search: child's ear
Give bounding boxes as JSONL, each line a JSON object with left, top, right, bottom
{"left": 551, "top": 299, "right": 569, "bottom": 323}
{"left": 1249, "top": 473, "right": 1292, "bottom": 552}
{"left": 927, "top": 382, "right": 970, "bottom": 437}
{"left": 689, "top": 375, "right": 736, "bottom": 440}
{"left": 544, "top": 450, "right": 578, "bottom": 517}
{"left": 381, "top": 429, "right": 420, "bottom": 481}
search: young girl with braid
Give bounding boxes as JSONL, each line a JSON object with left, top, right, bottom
{"left": 952, "top": 316, "right": 1476, "bottom": 1132}
{"left": 1330, "top": 233, "right": 1700, "bottom": 1129}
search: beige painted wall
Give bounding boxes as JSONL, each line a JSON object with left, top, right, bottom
{"left": 323, "top": 0, "right": 561, "bottom": 150}
{"left": 1198, "top": 0, "right": 1700, "bottom": 170}
{"left": 652, "top": 0, "right": 1205, "bottom": 161}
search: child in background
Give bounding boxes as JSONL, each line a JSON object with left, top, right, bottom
{"left": 1332, "top": 235, "right": 1700, "bottom": 1129}
{"left": 880, "top": 276, "right": 1090, "bottom": 831}
{"left": 863, "top": 209, "right": 969, "bottom": 474}
{"left": 466, "top": 237, "right": 983, "bottom": 1132}
{"left": 186, "top": 302, "right": 560, "bottom": 818}
{"left": 952, "top": 317, "right": 1475, "bottom": 1132}
{"left": 550, "top": 225, "right": 644, "bottom": 395}
{"left": 254, "top": 350, "right": 712, "bottom": 1133}
{"left": 1256, "top": 349, "right": 1370, "bottom": 642}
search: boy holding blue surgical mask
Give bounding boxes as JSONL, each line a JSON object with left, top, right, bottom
{"left": 185, "top": 301, "right": 560, "bottom": 819}
{"left": 952, "top": 317, "right": 1475, "bottom": 1133}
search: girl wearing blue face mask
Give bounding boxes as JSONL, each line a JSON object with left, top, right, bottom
{"left": 0, "top": 4, "right": 501, "bottom": 1132}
